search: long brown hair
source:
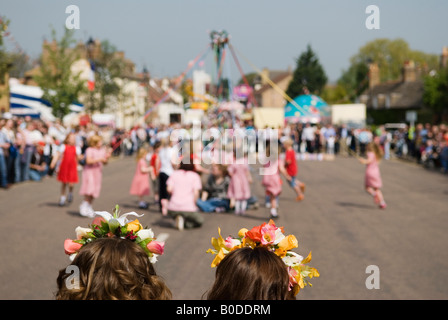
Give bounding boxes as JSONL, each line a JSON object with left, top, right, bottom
{"left": 367, "top": 142, "right": 384, "bottom": 161}
{"left": 205, "top": 246, "right": 296, "bottom": 300}
{"left": 56, "top": 237, "right": 172, "bottom": 300}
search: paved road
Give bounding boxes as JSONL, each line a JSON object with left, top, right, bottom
{"left": 1, "top": 155, "right": 447, "bottom": 300}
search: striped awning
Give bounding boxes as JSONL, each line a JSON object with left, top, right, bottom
{"left": 9, "top": 83, "right": 83, "bottom": 120}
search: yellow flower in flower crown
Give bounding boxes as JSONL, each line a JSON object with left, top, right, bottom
{"left": 127, "top": 219, "right": 143, "bottom": 233}
{"left": 278, "top": 234, "right": 298, "bottom": 251}
{"left": 206, "top": 228, "right": 230, "bottom": 267}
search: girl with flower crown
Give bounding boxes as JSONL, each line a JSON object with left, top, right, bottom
{"left": 58, "top": 208, "right": 172, "bottom": 300}
{"left": 205, "top": 220, "right": 319, "bottom": 300}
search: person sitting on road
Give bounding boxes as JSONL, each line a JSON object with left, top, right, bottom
{"left": 166, "top": 158, "right": 203, "bottom": 230}
{"left": 196, "top": 163, "right": 231, "bottom": 213}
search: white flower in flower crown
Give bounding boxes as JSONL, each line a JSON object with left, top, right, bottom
{"left": 282, "top": 251, "right": 304, "bottom": 267}
{"left": 136, "top": 228, "right": 154, "bottom": 241}
{"left": 273, "top": 228, "right": 286, "bottom": 245}
{"left": 75, "top": 226, "right": 93, "bottom": 239}
{"left": 149, "top": 254, "right": 158, "bottom": 264}
{"left": 94, "top": 210, "right": 144, "bottom": 226}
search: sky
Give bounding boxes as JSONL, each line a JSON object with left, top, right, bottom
{"left": 2, "top": 0, "right": 448, "bottom": 84}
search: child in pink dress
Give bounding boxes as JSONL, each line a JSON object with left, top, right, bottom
{"left": 130, "top": 147, "right": 154, "bottom": 209}
{"left": 358, "top": 141, "right": 386, "bottom": 209}
{"left": 79, "top": 135, "right": 111, "bottom": 217}
{"left": 261, "top": 141, "right": 283, "bottom": 218}
{"left": 166, "top": 161, "right": 203, "bottom": 230}
{"left": 227, "top": 151, "right": 252, "bottom": 215}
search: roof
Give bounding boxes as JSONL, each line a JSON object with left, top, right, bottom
{"left": 256, "top": 71, "right": 292, "bottom": 94}
{"left": 361, "top": 79, "right": 424, "bottom": 109}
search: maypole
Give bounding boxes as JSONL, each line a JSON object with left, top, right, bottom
{"left": 209, "top": 30, "right": 229, "bottom": 100}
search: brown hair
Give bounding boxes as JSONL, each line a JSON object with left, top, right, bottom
{"left": 367, "top": 142, "right": 384, "bottom": 161}
{"left": 56, "top": 237, "right": 172, "bottom": 300}
{"left": 88, "top": 135, "right": 102, "bottom": 148}
{"left": 205, "top": 246, "right": 295, "bottom": 300}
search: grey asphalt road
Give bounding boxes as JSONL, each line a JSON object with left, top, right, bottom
{"left": 1, "top": 154, "right": 447, "bottom": 300}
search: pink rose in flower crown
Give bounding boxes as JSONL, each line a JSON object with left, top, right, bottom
{"left": 225, "top": 236, "right": 241, "bottom": 249}
{"left": 64, "top": 239, "right": 82, "bottom": 255}
{"left": 260, "top": 225, "right": 277, "bottom": 245}
{"left": 146, "top": 241, "right": 165, "bottom": 255}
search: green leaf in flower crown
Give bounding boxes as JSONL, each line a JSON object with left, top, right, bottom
{"left": 108, "top": 218, "right": 120, "bottom": 234}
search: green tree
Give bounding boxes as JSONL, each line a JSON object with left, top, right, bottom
{"left": 286, "top": 44, "right": 328, "bottom": 98}
{"left": 423, "top": 67, "right": 448, "bottom": 123}
{"left": 337, "top": 61, "right": 370, "bottom": 102}
{"left": 350, "top": 38, "right": 439, "bottom": 83}
{"left": 34, "top": 27, "right": 86, "bottom": 119}
{"left": 0, "top": 16, "right": 11, "bottom": 92}
{"left": 86, "top": 39, "right": 128, "bottom": 113}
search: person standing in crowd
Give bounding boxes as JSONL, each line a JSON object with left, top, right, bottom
{"left": 1, "top": 118, "right": 16, "bottom": 185}
{"left": 302, "top": 122, "right": 315, "bottom": 153}
{"left": 0, "top": 121, "right": 10, "bottom": 189}
{"left": 79, "top": 135, "right": 112, "bottom": 217}
{"left": 129, "top": 147, "right": 154, "bottom": 209}
{"left": 51, "top": 132, "right": 82, "bottom": 206}
{"left": 358, "top": 140, "right": 387, "bottom": 209}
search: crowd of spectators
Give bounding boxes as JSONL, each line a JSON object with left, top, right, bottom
{"left": 1, "top": 112, "right": 446, "bottom": 191}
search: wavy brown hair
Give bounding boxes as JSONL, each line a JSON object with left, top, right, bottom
{"left": 205, "top": 246, "right": 296, "bottom": 300}
{"left": 56, "top": 237, "right": 172, "bottom": 300}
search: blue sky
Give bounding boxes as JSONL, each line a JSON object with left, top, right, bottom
{"left": 2, "top": 0, "right": 448, "bottom": 83}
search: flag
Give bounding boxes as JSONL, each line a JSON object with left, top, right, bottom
{"left": 87, "top": 60, "right": 95, "bottom": 91}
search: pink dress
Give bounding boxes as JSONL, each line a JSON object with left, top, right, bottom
{"left": 365, "top": 151, "right": 382, "bottom": 189}
{"left": 262, "top": 159, "right": 282, "bottom": 197}
{"left": 129, "top": 158, "right": 150, "bottom": 196}
{"left": 79, "top": 147, "right": 106, "bottom": 198}
{"left": 166, "top": 170, "right": 202, "bottom": 212}
{"left": 227, "top": 161, "right": 251, "bottom": 200}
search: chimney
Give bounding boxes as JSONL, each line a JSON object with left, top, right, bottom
{"left": 441, "top": 46, "right": 448, "bottom": 69}
{"left": 402, "top": 60, "right": 416, "bottom": 82}
{"left": 368, "top": 63, "right": 380, "bottom": 88}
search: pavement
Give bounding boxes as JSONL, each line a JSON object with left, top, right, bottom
{"left": 1, "top": 154, "right": 447, "bottom": 300}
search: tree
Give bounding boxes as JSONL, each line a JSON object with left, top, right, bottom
{"left": 86, "top": 39, "right": 129, "bottom": 113}
{"left": 286, "top": 44, "right": 328, "bottom": 98}
{"left": 423, "top": 67, "right": 448, "bottom": 123}
{"left": 337, "top": 61, "right": 370, "bottom": 102}
{"left": 33, "top": 27, "right": 86, "bottom": 119}
{"left": 350, "top": 38, "right": 439, "bottom": 83}
{"left": 0, "top": 16, "right": 11, "bottom": 96}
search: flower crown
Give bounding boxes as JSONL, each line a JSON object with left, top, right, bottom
{"left": 206, "top": 220, "right": 319, "bottom": 295}
{"left": 64, "top": 205, "right": 165, "bottom": 264}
